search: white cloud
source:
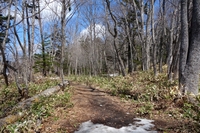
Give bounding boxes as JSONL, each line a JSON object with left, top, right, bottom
{"left": 80, "top": 24, "right": 106, "bottom": 40}
{"left": 40, "top": 0, "right": 62, "bottom": 20}
{"left": 40, "top": 0, "right": 73, "bottom": 21}
{"left": 7, "top": 0, "right": 72, "bottom": 23}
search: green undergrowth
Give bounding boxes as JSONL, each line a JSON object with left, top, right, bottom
{"left": 3, "top": 89, "right": 72, "bottom": 133}
{"left": 68, "top": 71, "right": 179, "bottom": 102}
{"left": 0, "top": 77, "right": 60, "bottom": 118}
{"left": 68, "top": 71, "right": 200, "bottom": 132}
{"left": 183, "top": 95, "right": 200, "bottom": 132}
{"left": 0, "top": 77, "right": 72, "bottom": 132}
{"left": 68, "top": 71, "right": 179, "bottom": 118}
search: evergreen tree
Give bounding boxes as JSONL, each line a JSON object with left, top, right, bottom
{"left": 0, "top": 1, "right": 13, "bottom": 86}
{"left": 33, "top": 34, "right": 53, "bottom": 75}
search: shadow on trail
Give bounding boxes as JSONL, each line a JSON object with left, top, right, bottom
{"left": 70, "top": 83, "right": 137, "bottom": 129}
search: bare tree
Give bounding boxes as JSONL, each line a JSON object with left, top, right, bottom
{"left": 22, "top": 0, "right": 28, "bottom": 86}
{"left": 167, "top": 3, "right": 178, "bottom": 81}
{"left": 118, "top": 0, "right": 134, "bottom": 74}
{"left": 60, "top": 0, "right": 71, "bottom": 86}
{"left": 105, "top": 0, "right": 126, "bottom": 76}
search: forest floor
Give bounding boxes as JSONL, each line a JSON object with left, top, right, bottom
{"left": 0, "top": 71, "right": 199, "bottom": 132}
{"left": 41, "top": 82, "right": 193, "bottom": 133}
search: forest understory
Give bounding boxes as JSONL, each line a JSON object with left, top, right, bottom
{"left": 0, "top": 70, "right": 199, "bottom": 133}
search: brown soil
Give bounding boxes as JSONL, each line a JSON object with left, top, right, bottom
{"left": 41, "top": 82, "right": 193, "bottom": 133}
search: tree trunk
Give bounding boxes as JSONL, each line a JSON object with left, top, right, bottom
{"left": 179, "top": 0, "right": 189, "bottom": 93}
{"left": 182, "top": 0, "right": 200, "bottom": 95}
{"left": 120, "top": 2, "right": 133, "bottom": 74}
{"left": 0, "top": 84, "right": 62, "bottom": 128}
{"left": 29, "top": 0, "right": 36, "bottom": 81}
{"left": 144, "top": 1, "right": 151, "bottom": 71}
{"left": 60, "top": 0, "right": 67, "bottom": 85}
{"left": 128, "top": 42, "right": 133, "bottom": 74}
{"left": 105, "top": 0, "right": 126, "bottom": 76}
{"left": 151, "top": 0, "right": 157, "bottom": 77}
{"left": 140, "top": 1, "right": 147, "bottom": 71}
{"left": 171, "top": 27, "right": 181, "bottom": 80}
{"left": 38, "top": 1, "right": 46, "bottom": 76}
{"left": 167, "top": 9, "right": 177, "bottom": 81}
{"left": 159, "top": 0, "right": 166, "bottom": 73}
{"left": 22, "top": 0, "right": 28, "bottom": 86}
{"left": 25, "top": 2, "right": 32, "bottom": 82}
{"left": 103, "top": 50, "right": 108, "bottom": 73}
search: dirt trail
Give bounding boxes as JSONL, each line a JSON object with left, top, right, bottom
{"left": 41, "top": 82, "right": 189, "bottom": 133}
{"left": 41, "top": 83, "right": 145, "bottom": 133}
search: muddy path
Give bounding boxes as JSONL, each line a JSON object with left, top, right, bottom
{"left": 41, "top": 83, "right": 144, "bottom": 132}
{"left": 41, "top": 83, "right": 186, "bottom": 133}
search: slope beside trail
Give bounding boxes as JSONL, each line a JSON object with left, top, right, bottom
{"left": 40, "top": 82, "right": 179, "bottom": 133}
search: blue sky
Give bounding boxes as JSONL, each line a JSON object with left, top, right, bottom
{"left": 4, "top": 0, "right": 163, "bottom": 60}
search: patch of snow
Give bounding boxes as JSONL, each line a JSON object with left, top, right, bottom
{"left": 109, "top": 73, "right": 119, "bottom": 77}
{"left": 74, "top": 118, "right": 157, "bottom": 133}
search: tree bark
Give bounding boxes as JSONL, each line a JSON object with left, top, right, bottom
{"left": 60, "top": 0, "right": 69, "bottom": 85}
{"left": 182, "top": 0, "right": 200, "bottom": 95}
{"left": 168, "top": 9, "right": 177, "bottom": 81}
{"left": 159, "top": 0, "right": 166, "bottom": 73}
{"left": 151, "top": 0, "right": 157, "bottom": 77}
{"left": 145, "top": 1, "right": 151, "bottom": 71}
{"left": 179, "top": 0, "right": 189, "bottom": 93}
{"left": 22, "top": 0, "right": 28, "bottom": 86}
{"left": 29, "top": 0, "right": 36, "bottom": 81}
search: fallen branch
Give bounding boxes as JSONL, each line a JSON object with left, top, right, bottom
{"left": 0, "top": 85, "right": 61, "bottom": 129}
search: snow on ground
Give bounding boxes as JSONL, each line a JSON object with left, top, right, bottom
{"left": 75, "top": 118, "right": 157, "bottom": 133}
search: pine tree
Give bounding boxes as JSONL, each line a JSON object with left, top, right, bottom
{"left": 33, "top": 34, "right": 53, "bottom": 75}
{"left": 0, "top": 1, "right": 13, "bottom": 86}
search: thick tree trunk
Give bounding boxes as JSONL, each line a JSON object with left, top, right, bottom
{"left": 60, "top": 0, "right": 68, "bottom": 85}
{"left": 22, "top": 0, "right": 28, "bottom": 86}
{"left": 144, "top": 1, "right": 151, "bottom": 71}
{"left": 182, "top": 0, "right": 200, "bottom": 95}
{"left": 179, "top": 0, "right": 189, "bottom": 93}
{"left": 159, "top": 0, "right": 166, "bottom": 73}
{"left": 29, "top": 0, "right": 36, "bottom": 81}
